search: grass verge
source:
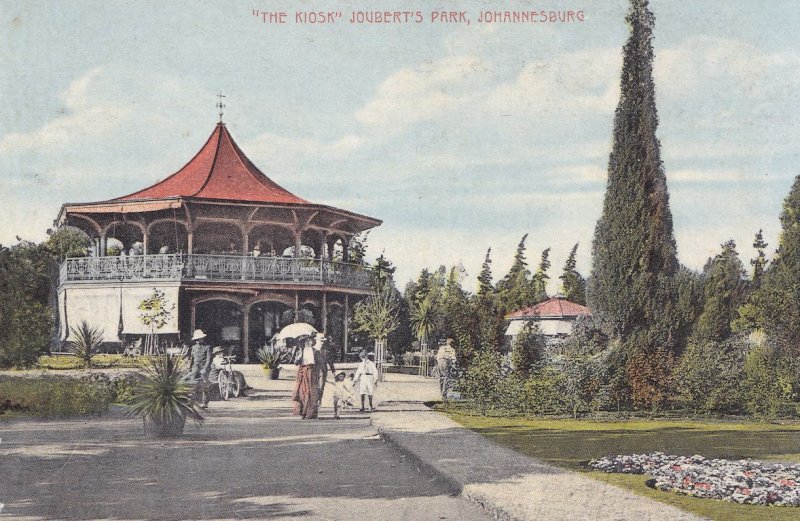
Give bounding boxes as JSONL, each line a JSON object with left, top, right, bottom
{"left": 37, "top": 354, "right": 148, "bottom": 370}
{"left": 446, "top": 409, "right": 800, "bottom": 521}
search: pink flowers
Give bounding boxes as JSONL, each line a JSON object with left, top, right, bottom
{"left": 589, "top": 453, "right": 800, "bottom": 506}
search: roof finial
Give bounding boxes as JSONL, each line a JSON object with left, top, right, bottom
{"left": 216, "top": 92, "right": 226, "bottom": 122}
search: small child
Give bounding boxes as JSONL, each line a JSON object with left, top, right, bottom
{"left": 332, "top": 372, "right": 348, "bottom": 419}
{"left": 344, "top": 373, "right": 356, "bottom": 407}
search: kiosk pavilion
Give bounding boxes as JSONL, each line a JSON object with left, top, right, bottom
{"left": 55, "top": 121, "right": 381, "bottom": 362}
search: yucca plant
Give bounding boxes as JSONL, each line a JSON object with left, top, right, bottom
{"left": 125, "top": 355, "right": 203, "bottom": 437}
{"left": 67, "top": 321, "right": 105, "bottom": 368}
{"left": 255, "top": 347, "right": 286, "bottom": 369}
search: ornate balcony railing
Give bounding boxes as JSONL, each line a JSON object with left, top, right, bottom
{"left": 59, "top": 254, "right": 372, "bottom": 290}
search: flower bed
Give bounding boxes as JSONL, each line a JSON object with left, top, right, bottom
{"left": 589, "top": 452, "right": 800, "bottom": 506}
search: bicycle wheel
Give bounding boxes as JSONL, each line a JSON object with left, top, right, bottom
{"left": 218, "top": 372, "right": 230, "bottom": 400}
{"left": 232, "top": 372, "right": 244, "bottom": 398}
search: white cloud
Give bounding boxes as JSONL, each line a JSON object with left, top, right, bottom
{"left": 484, "top": 47, "right": 620, "bottom": 117}
{"left": 355, "top": 56, "right": 490, "bottom": 132}
{"left": 244, "top": 132, "right": 363, "bottom": 163}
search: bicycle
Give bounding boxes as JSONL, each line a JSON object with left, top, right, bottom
{"left": 217, "top": 355, "right": 244, "bottom": 400}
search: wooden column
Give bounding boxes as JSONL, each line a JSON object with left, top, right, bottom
{"left": 100, "top": 233, "right": 107, "bottom": 257}
{"left": 242, "top": 226, "right": 249, "bottom": 255}
{"left": 294, "top": 230, "right": 302, "bottom": 257}
{"left": 143, "top": 231, "right": 149, "bottom": 255}
{"left": 322, "top": 292, "right": 328, "bottom": 333}
{"left": 343, "top": 294, "right": 349, "bottom": 357}
{"left": 187, "top": 231, "right": 194, "bottom": 254}
{"left": 190, "top": 301, "right": 196, "bottom": 333}
{"left": 294, "top": 292, "right": 299, "bottom": 323}
{"left": 242, "top": 304, "right": 250, "bottom": 363}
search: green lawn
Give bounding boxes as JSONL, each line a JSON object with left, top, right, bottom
{"left": 446, "top": 410, "right": 800, "bottom": 521}
{"left": 36, "top": 354, "right": 146, "bottom": 370}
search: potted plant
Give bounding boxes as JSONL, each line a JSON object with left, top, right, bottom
{"left": 126, "top": 354, "right": 204, "bottom": 437}
{"left": 256, "top": 347, "right": 286, "bottom": 380}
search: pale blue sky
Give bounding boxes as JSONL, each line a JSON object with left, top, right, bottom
{"left": 2, "top": 1, "right": 799, "bottom": 289}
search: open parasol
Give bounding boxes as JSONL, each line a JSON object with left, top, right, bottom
{"left": 274, "top": 322, "right": 318, "bottom": 341}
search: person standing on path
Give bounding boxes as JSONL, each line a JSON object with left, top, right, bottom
{"left": 315, "top": 333, "right": 336, "bottom": 407}
{"left": 353, "top": 352, "right": 378, "bottom": 412}
{"left": 436, "top": 338, "right": 456, "bottom": 401}
{"left": 292, "top": 335, "right": 321, "bottom": 419}
{"left": 188, "top": 329, "right": 212, "bottom": 407}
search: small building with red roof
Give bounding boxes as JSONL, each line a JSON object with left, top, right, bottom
{"left": 505, "top": 295, "right": 592, "bottom": 339}
{"left": 55, "top": 121, "right": 381, "bottom": 361}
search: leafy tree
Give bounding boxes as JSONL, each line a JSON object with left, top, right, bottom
{"left": 138, "top": 288, "right": 176, "bottom": 355}
{"left": 531, "top": 247, "right": 551, "bottom": 303}
{"left": 559, "top": 243, "right": 586, "bottom": 305}
{"left": 353, "top": 287, "right": 399, "bottom": 342}
{"left": 510, "top": 322, "right": 546, "bottom": 376}
{"left": 371, "top": 252, "right": 396, "bottom": 293}
{"left": 45, "top": 226, "right": 91, "bottom": 261}
{"left": 588, "top": 0, "right": 679, "bottom": 347}
{"left": 0, "top": 241, "right": 54, "bottom": 367}
{"left": 754, "top": 176, "right": 800, "bottom": 354}
{"left": 346, "top": 231, "right": 369, "bottom": 265}
{"left": 692, "top": 240, "right": 748, "bottom": 343}
{"left": 441, "top": 265, "right": 479, "bottom": 366}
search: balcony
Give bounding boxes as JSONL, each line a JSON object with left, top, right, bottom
{"left": 59, "top": 254, "right": 372, "bottom": 290}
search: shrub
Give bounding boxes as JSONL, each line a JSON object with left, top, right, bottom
{"left": 522, "top": 368, "right": 566, "bottom": 415}
{"left": 625, "top": 345, "right": 677, "bottom": 412}
{"left": 510, "top": 323, "right": 546, "bottom": 376}
{"left": 0, "top": 376, "right": 114, "bottom": 416}
{"left": 743, "top": 344, "right": 800, "bottom": 418}
{"left": 552, "top": 352, "right": 607, "bottom": 418}
{"left": 675, "top": 337, "right": 749, "bottom": 415}
{"left": 457, "top": 350, "right": 505, "bottom": 414}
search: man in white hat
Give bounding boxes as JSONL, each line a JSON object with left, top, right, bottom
{"left": 188, "top": 329, "right": 212, "bottom": 407}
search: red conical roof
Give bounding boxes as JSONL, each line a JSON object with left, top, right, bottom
{"left": 506, "top": 296, "right": 592, "bottom": 319}
{"left": 116, "top": 123, "right": 308, "bottom": 204}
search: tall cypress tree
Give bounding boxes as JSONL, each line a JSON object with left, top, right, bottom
{"left": 750, "top": 229, "right": 768, "bottom": 285}
{"left": 498, "top": 234, "right": 534, "bottom": 312}
{"left": 532, "top": 247, "right": 551, "bottom": 303}
{"left": 588, "top": 0, "right": 678, "bottom": 344}
{"left": 755, "top": 176, "right": 800, "bottom": 354}
{"left": 560, "top": 243, "right": 587, "bottom": 305}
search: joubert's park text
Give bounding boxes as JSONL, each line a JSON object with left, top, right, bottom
{"left": 252, "top": 9, "right": 586, "bottom": 26}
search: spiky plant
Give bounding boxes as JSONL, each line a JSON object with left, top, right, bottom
{"left": 255, "top": 347, "right": 286, "bottom": 369}
{"left": 67, "top": 321, "right": 104, "bottom": 368}
{"left": 126, "top": 355, "right": 203, "bottom": 436}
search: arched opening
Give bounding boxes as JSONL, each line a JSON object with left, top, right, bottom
{"left": 299, "top": 301, "right": 319, "bottom": 329}
{"left": 193, "top": 222, "right": 243, "bottom": 255}
{"left": 326, "top": 303, "right": 345, "bottom": 362}
{"left": 149, "top": 220, "right": 188, "bottom": 254}
{"left": 194, "top": 299, "right": 243, "bottom": 359}
{"left": 248, "top": 225, "right": 294, "bottom": 257}
{"left": 105, "top": 221, "right": 144, "bottom": 256}
{"left": 247, "top": 301, "right": 294, "bottom": 358}
{"left": 302, "top": 229, "right": 325, "bottom": 259}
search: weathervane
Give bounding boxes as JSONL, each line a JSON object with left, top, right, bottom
{"left": 216, "top": 92, "right": 226, "bottom": 122}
